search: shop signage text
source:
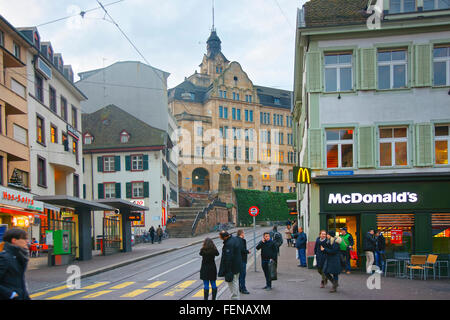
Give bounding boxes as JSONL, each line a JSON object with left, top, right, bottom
{"left": 328, "top": 192, "right": 418, "bottom": 205}
{"left": 0, "top": 186, "right": 44, "bottom": 212}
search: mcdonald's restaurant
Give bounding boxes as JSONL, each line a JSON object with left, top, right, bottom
{"left": 306, "top": 172, "right": 450, "bottom": 271}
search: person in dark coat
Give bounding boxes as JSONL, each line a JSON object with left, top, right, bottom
{"left": 375, "top": 230, "right": 386, "bottom": 274}
{"left": 256, "top": 232, "right": 278, "bottom": 291}
{"left": 363, "top": 228, "right": 376, "bottom": 274}
{"left": 149, "top": 226, "right": 155, "bottom": 244}
{"left": 156, "top": 225, "right": 163, "bottom": 244}
{"left": 321, "top": 230, "right": 342, "bottom": 293}
{"left": 0, "top": 228, "right": 30, "bottom": 300}
{"left": 218, "top": 231, "right": 242, "bottom": 300}
{"left": 237, "top": 230, "right": 250, "bottom": 294}
{"left": 314, "top": 230, "right": 328, "bottom": 288}
{"left": 199, "top": 238, "right": 220, "bottom": 300}
{"left": 294, "top": 227, "right": 307, "bottom": 267}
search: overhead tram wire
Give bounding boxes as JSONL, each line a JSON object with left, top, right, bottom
{"left": 271, "top": 0, "right": 294, "bottom": 29}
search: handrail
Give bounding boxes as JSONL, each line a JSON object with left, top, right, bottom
{"left": 191, "top": 199, "right": 227, "bottom": 236}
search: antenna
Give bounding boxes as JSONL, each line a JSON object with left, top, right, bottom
{"left": 212, "top": 0, "right": 215, "bottom": 31}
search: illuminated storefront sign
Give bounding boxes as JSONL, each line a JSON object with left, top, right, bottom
{"left": 293, "top": 167, "right": 311, "bottom": 184}
{"left": 0, "top": 186, "right": 44, "bottom": 212}
{"left": 328, "top": 192, "right": 418, "bottom": 205}
{"left": 12, "top": 216, "right": 30, "bottom": 228}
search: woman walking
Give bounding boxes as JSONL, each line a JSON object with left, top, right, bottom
{"left": 199, "top": 238, "right": 220, "bottom": 300}
{"left": 284, "top": 225, "right": 293, "bottom": 247}
{"left": 321, "top": 230, "right": 342, "bottom": 293}
{"left": 314, "top": 230, "right": 328, "bottom": 288}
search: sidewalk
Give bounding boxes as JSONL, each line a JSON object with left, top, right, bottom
{"left": 219, "top": 243, "right": 450, "bottom": 300}
{"left": 26, "top": 227, "right": 247, "bottom": 294}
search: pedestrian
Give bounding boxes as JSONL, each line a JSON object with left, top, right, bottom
{"left": 314, "top": 230, "right": 328, "bottom": 288}
{"left": 291, "top": 220, "right": 298, "bottom": 246}
{"left": 284, "top": 225, "right": 293, "bottom": 247}
{"left": 294, "top": 227, "right": 307, "bottom": 267}
{"left": 339, "top": 227, "right": 354, "bottom": 274}
{"left": 237, "top": 229, "right": 250, "bottom": 294}
{"left": 156, "top": 225, "right": 163, "bottom": 244}
{"left": 321, "top": 230, "right": 342, "bottom": 293}
{"left": 269, "top": 226, "right": 283, "bottom": 256}
{"left": 149, "top": 226, "right": 155, "bottom": 244}
{"left": 199, "top": 238, "right": 220, "bottom": 300}
{"left": 0, "top": 228, "right": 30, "bottom": 300}
{"left": 217, "top": 230, "right": 242, "bottom": 300}
{"left": 375, "top": 230, "right": 386, "bottom": 274}
{"left": 363, "top": 228, "right": 377, "bottom": 274}
{"left": 256, "top": 232, "right": 278, "bottom": 291}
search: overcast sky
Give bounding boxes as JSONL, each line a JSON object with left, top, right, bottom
{"left": 1, "top": 0, "right": 306, "bottom": 91}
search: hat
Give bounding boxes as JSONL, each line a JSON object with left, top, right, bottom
{"left": 328, "top": 230, "right": 336, "bottom": 237}
{"left": 341, "top": 227, "right": 348, "bottom": 232}
{"left": 219, "top": 230, "right": 230, "bottom": 238}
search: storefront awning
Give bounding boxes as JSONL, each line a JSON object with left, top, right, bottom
{"left": 95, "top": 199, "right": 149, "bottom": 212}
{"left": 34, "top": 195, "right": 115, "bottom": 211}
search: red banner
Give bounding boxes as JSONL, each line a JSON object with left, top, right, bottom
{"left": 391, "top": 229, "right": 403, "bottom": 244}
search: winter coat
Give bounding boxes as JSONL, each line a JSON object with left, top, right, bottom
{"left": 284, "top": 227, "right": 292, "bottom": 240}
{"left": 256, "top": 240, "right": 278, "bottom": 261}
{"left": 322, "top": 236, "right": 342, "bottom": 275}
{"left": 314, "top": 237, "right": 327, "bottom": 269}
{"left": 339, "top": 233, "right": 354, "bottom": 251}
{"left": 0, "top": 242, "right": 30, "bottom": 300}
{"left": 149, "top": 227, "right": 155, "bottom": 236}
{"left": 218, "top": 236, "right": 242, "bottom": 277}
{"left": 376, "top": 234, "right": 386, "bottom": 251}
{"left": 156, "top": 227, "right": 163, "bottom": 236}
{"left": 363, "top": 232, "right": 376, "bottom": 252}
{"left": 237, "top": 237, "right": 249, "bottom": 263}
{"left": 295, "top": 232, "right": 307, "bottom": 249}
{"left": 199, "top": 247, "right": 220, "bottom": 281}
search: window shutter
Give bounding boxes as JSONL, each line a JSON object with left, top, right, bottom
{"left": 308, "top": 128, "right": 323, "bottom": 169}
{"left": 115, "top": 183, "right": 121, "bottom": 199}
{"left": 97, "top": 156, "right": 103, "bottom": 172}
{"left": 358, "top": 126, "right": 375, "bottom": 168}
{"left": 306, "top": 52, "right": 322, "bottom": 92}
{"left": 125, "top": 155, "right": 131, "bottom": 171}
{"left": 114, "top": 156, "right": 121, "bottom": 171}
{"left": 126, "top": 182, "right": 132, "bottom": 198}
{"left": 359, "top": 48, "right": 376, "bottom": 90}
{"left": 98, "top": 183, "right": 104, "bottom": 199}
{"left": 414, "top": 44, "right": 432, "bottom": 87}
{"left": 415, "top": 123, "right": 433, "bottom": 167}
{"left": 143, "top": 155, "right": 149, "bottom": 170}
{"left": 144, "top": 182, "right": 149, "bottom": 198}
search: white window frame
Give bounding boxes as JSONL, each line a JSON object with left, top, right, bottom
{"left": 131, "top": 155, "right": 143, "bottom": 171}
{"left": 434, "top": 124, "right": 450, "bottom": 165}
{"left": 132, "top": 182, "right": 144, "bottom": 198}
{"left": 103, "top": 156, "right": 115, "bottom": 172}
{"left": 378, "top": 127, "right": 409, "bottom": 167}
{"left": 377, "top": 49, "right": 408, "bottom": 90}
{"left": 433, "top": 46, "right": 450, "bottom": 86}
{"left": 324, "top": 53, "right": 353, "bottom": 92}
{"left": 104, "top": 183, "right": 116, "bottom": 199}
{"left": 325, "top": 128, "right": 355, "bottom": 169}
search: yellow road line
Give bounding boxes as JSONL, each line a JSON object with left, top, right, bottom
{"left": 48, "top": 285, "right": 69, "bottom": 292}
{"left": 30, "top": 285, "right": 69, "bottom": 299}
{"left": 109, "top": 282, "right": 135, "bottom": 289}
{"left": 81, "top": 282, "right": 110, "bottom": 290}
{"left": 30, "top": 291, "right": 49, "bottom": 299}
{"left": 46, "top": 290, "right": 86, "bottom": 300}
{"left": 144, "top": 281, "right": 167, "bottom": 288}
{"left": 82, "top": 290, "right": 113, "bottom": 299}
{"left": 120, "top": 289, "right": 149, "bottom": 298}
{"left": 164, "top": 280, "right": 196, "bottom": 296}
{"left": 192, "top": 280, "right": 224, "bottom": 298}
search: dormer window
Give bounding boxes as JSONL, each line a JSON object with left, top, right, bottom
{"left": 84, "top": 133, "right": 93, "bottom": 145}
{"left": 33, "top": 31, "right": 40, "bottom": 49}
{"left": 274, "top": 98, "right": 281, "bottom": 105}
{"left": 120, "top": 130, "right": 130, "bottom": 143}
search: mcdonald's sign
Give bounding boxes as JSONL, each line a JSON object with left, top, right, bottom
{"left": 293, "top": 166, "right": 311, "bottom": 184}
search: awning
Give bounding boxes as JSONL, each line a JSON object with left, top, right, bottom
{"left": 95, "top": 199, "right": 149, "bottom": 212}
{"left": 34, "top": 195, "right": 114, "bottom": 211}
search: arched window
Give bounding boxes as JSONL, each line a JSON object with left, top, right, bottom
{"left": 276, "top": 169, "right": 283, "bottom": 181}
{"left": 120, "top": 130, "right": 130, "bottom": 143}
{"left": 247, "top": 175, "right": 253, "bottom": 188}
{"left": 235, "top": 174, "right": 241, "bottom": 187}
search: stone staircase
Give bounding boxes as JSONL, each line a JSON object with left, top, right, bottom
{"left": 166, "top": 205, "right": 205, "bottom": 238}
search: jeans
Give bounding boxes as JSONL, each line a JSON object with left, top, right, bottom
{"left": 341, "top": 250, "right": 351, "bottom": 272}
{"left": 375, "top": 250, "right": 385, "bottom": 272}
{"left": 318, "top": 267, "right": 327, "bottom": 281}
{"left": 239, "top": 262, "right": 247, "bottom": 291}
{"left": 261, "top": 259, "right": 272, "bottom": 288}
{"left": 226, "top": 273, "right": 240, "bottom": 300}
{"left": 298, "top": 248, "right": 306, "bottom": 266}
{"left": 325, "top": 273, "right": 339, "bottom": 283}
{"left": 203, "top": 280, "right": 217, "bottom": 290}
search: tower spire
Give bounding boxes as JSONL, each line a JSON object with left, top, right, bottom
{"left": 212, "top": 0, "right": 215, "bottom": 31}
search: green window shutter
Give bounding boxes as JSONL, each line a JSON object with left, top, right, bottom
{"left": 308, "top": 128, "right": 323, "bottom": 169}
{"left": 98, "top": 183, "right": 104, "bottom": 199}
{"left": 115, "top": 183, "right": 121, "bottom": 199}
{"left": 414, "top": 44, "right": 432, "bottom": 87}
{"left": 125, "top": 155, "right": 131, "bottom": 171}
{"left": 415, "top": 123, "right": 433, "bottom": 167}
{"left": 359, "top": 48, "right": 376, "bottom": 90}
{"left": 306, "top": 52, "right": 322, "bottom": 92}
{"left": 97, "top": 156, "right": 103, "bottom": 172}
{"left": 143, "top": 155, "right": 149, "bottom": 170}
{"left": 358, "top": 126, "right": 375, "bottom": 168}
{"left": 114, "top": 156, "right": 121, "bottom": 171}
{"left": 143, "top": 182, "right": 149, "bottom": 198}
{"left": 126, "top": 182, "right": 132, "bottom": 198}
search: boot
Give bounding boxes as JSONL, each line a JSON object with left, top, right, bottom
{"left": 329, "top": 280, "right": 338, "bottom": 293}
{"left": 204, "top": 288, "right": 209, "bottom": 300}
{"left": 211, "top": 288, "right": 217, "bottom": 300}
{"left": 320, "top": 280, "right": 325, "bottom": 288}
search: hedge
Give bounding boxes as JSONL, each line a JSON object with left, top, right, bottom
{"left": 234, "top": 189, "right": 296, "bottom": 225}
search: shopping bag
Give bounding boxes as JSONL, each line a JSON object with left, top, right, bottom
{"left": 296, "top": 249, "right": 299, "bottom": 260}
{"left": 313, "top": 255, "right": 317, "bottom": 267}
{"left": 269, "top": 259, "right": 278, "bottom": 280}
{"left": 350, "top": 249, "right": 358, "bottom": 260}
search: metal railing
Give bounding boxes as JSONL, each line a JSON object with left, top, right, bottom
{"left": 191, "top": 198, "right": 227, "bottom": 236}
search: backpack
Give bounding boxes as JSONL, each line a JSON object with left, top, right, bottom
{"left": 273, "top": 232, "right": 283, "bottom": 247}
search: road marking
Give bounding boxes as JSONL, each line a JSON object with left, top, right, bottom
{"left": 144, "top": 281, "right": 167, "bottom": 288}
{"left": 148, "top": 258, "right": 199, "bottom": 281}
{"left": 30, "top": 285, "right": 69, "bottom": 299}
{"left": 109, "top": 282, "right": 135, "bottom": 289}
{"left": 46, "top": 290, "right": 86, "bottom": 300}
{"left": 121, "top": 289, "right": 149, "bottom": 298}
{"left": 81, "top": 282, "right": 110, "bottom": 290}
{"left": 192, "top": 280, "right": 224, "bottom": 297}
{"left": 30, "top": 291, "right": 50, "bottom": 299}
{"left": 164, "top": 280, "right": 196, "bottom": 296}
{"left": 82, "top": 290, "right": 113, "bottom": 299}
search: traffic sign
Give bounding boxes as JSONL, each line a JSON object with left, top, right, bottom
{"left": 249, "top": 206, "right": 259, "bottom": 217}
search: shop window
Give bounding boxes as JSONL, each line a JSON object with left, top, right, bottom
{"left": 432, "top": 213, "right": 450, "bottom": 254}
{"left": 435, "top": 125, "right": 449, "bottom": 165}
{"left": 324, "top": 52, "right": 353, "bottom": 92}
{"left": 377, "top": 214, "right": 415, "bottom": 254}
{"left": 326, "top": 128, "right": 354, "bottom": 168}
{"left": 379, "top": 127, "right": 408, "bottom": 167}
{"left": 424, "top": 0, "right": 450, "bottom": 10}
{"left": 377, "top": 49, "right": 407, "bottom": 89}
{"left": 433, "top": 46, "right": 450, "bottom": 86}
{"left": 389, "top": 0, "right": 416, "bottom": 13}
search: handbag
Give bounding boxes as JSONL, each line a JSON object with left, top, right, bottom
{"left": 313, "top": 255, "right": 317, "bottom": 267}
{"left": 225, "top": 272, "right": 234, "bottom": 282}
{"left": 350, "top": 249, "right": 358, "bottom": 260}
{"left": 269, "top": 259, "right": 278, "bottom": 281}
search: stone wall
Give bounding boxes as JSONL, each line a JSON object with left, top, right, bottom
{"left": 193, "top": 207, "right": 230, "bottom": 236}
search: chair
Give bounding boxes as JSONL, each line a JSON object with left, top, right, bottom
{"left": 385, "top": 252, "right": 409, "bottom": 277}
{"left": 424, "top": 254, "right": 438, "bottom": 280}
{"left": 406, "top": 255, "right": 427, "bottom": 280}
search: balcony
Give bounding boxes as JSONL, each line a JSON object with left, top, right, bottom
{"left": 0, "top": 84, "right": 27, "bottom": 115}
{"left": 47, "top": 142, "right": 77, "bottom": 173}
{"left": 0, "top": 134, "right": 29, "bottom": 161}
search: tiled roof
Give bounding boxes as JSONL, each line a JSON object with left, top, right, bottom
{"left": 255, "top": 85, "right": 292, "bottom": 110}
{"left": 303, "top": 0, "right": 369, "bottom": 28}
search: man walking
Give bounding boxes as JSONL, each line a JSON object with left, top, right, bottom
{"left": 256, "top": 232, "right": 278, "bottom": 291}
{"left": 237, "top": 230, "right": 250, "bottom": 294}
{"left": 363, "top": 228, "right": 377, "bottom": 274}
{"left": 156, "top": 225, "right": 163, "bottom": 244}
{"left": 294, "top": 227, "right": 307, "bottom": 267}
{"left": 218, "top": 231, "right": 242, "bottom": 300}
{"left": 339, "top": 227, "right": 354, "bottom": 274}
{"left": 149, "top": 226, "right": 155, "bottom": 244}
{"left": 375, "top": 230, "right": 386, "bottom": 274}
{"left": 0, "top": 228, "right": 30, "bottom": 300}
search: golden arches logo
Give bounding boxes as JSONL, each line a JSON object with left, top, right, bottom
{"left": 294, "top": 167, "right": 311, "bottom": 184}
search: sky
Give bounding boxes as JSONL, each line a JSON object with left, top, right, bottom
{"left": 0, "top": 0, "right": 307, "bottom": 91}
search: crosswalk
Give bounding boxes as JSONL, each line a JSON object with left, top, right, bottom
{"left": 29, "top": 279, "right": 227, "bottom": 300}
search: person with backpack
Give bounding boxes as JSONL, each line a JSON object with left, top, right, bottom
{"left": 270, "top": 226, "right": 283, "bottom": 257}
{"left": 294, "top": 227, "right": 307, "bottom": 267}
{"left": 339, "top": 227, "right": 354, "bottom": 274}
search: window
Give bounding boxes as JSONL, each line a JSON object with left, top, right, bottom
{"left": 378, "top": 49, "right": 408, "bottom": 89}
{"left": 0, "top": 31, "right": 3, "bottom": 46}
{"left": 73, "top": 174, "right": 79, "bottom": 198}
{"left": 435, "top": 125, "right": 449, "bottom": 165}
{"left": 324, "top": 53, "right": 353, "bottom": 92}
{"left": 35, "top": 73, "right": 44, "bottom": 103}
{"left": 0, "top": 156, "right": 3, "bottom": 185}
{"left": 379, "top": 127, "right": 408, "bottom": 167}
{"left": 37, "top": 156, "right": 46, "bottom": 187}
{"left": 247, "top": 175, "right": 254, "bottom": 188}
{"left": 249, "top": 110, "right": 253, "bottom": 122}
{"left": 120, "top": 131, "right": 130, "bottom": 143}
{"left": 196, "top": 126, "right": 203, "bottom": 137}
{"left": 432, "top": 213, "right": 450, "bottom": 254}
{"left": 236, "top": 109, "right": 241, "bottom": 120}
{"left": 103, "top": 156, "right": 115, "bottom": 172}
{"left": 73, "top": 140, "right": 78, "bottom": 163}
{"left": 232, "top": 108, "right": 236, "bottom": 120}
{"left": 260, "top": 112, "right": 271, "bottom": 125}
{"left": 219, "top": 106, "right": 228, "bottom": 119}
{"left": 84, "top": 133, "right": 93, "bottom": 145}
{"left": 276, "top": 169, "right": 283, "bottom": 181}
{"left": 50, "top": 124, "right": 57, "bottom": 143}
{"left": 390, "top": 0, "right": 416, "bottom": 13}
{"left": 104, "top": 183, "right": 116, "bottom": 199}
{"left": 71, "top": 106, "right": 77, "bottom": 129}
{"left": 235, "top": 174, "right": 241, "bottom": 187}
{"left": 61, "top": 96, "right": 67, "bottom": 121}
{"left": 433, "top": 46, "right": 450, "bottom": 86}
{"left": 36, "top": 115, "right": 44, "bottom": 144}
{"left": 131, "top": 155, "right": 143, "bottom": 171}
{"left": 289, "top": 170, "right": 293, "bottom": 182}
{"left": 424, "top": 0, "right": 450, "bottom": 10}
{"left": 246, "top": 110, "right": 254, "bottom": 122}
{"left": 13, "top": 42, "right": 20, "bottom": 59}
{"left": 245, "top": 95, "right": 252, "bottom": 103}
{"left": 219, "top": 90, "right": 227, "bottom": 99}
{"left": 49, "top": 86, "right": 57, "bottom": 112}
{"left": 263, "top": 186, "right": 271, "bottom": 192}
{"left": 326, "top": 129, "right": 354, "bottom": 168}
{"left": 132, "top": 182, "right": 144, "bottom": 198}
{"left": 274, "top": 98, "right": 280, "bottom": 105}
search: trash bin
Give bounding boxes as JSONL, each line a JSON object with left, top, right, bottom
{"left": 96, "top": 235, "right": 104, "bottom": 253}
